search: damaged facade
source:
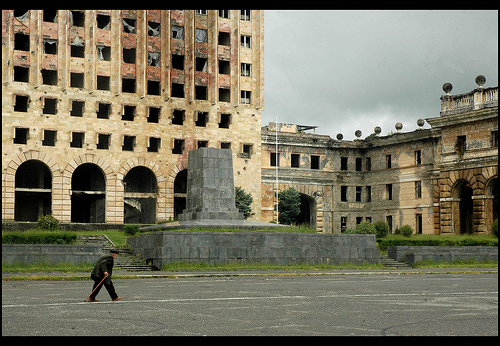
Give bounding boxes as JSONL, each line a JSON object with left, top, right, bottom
{"left": 261, "top": 79, "right": 498, "bottom": 235}
{"left": 2, "top": 10, "right": 264, "bottom": 224}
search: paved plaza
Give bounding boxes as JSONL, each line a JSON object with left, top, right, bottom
{"left": 2, "top": 271, "right": 497, "bottom": 336}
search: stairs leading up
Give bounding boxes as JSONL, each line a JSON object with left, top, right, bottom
{"left": 77, "top": 235, "right": 155, "bottom": 271}
{"left": 380, "top": 254, "right": 411, "bottom": 269}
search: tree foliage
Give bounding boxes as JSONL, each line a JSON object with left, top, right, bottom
{"left": 235, "top": 186, "right": 255, "bottom": 219}
{"left": 277, "top": 187, "right": 301, "bottom": 225}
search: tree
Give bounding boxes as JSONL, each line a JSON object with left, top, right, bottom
{"left": 235, "top": 186, "right": 254, "bottom": 219}
{"left": 277, "top": 187, "right": 301, "bottom": 225}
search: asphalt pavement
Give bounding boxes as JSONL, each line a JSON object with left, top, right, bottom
{"left": 2, "top": 268, "right": 498, "bottom": 336}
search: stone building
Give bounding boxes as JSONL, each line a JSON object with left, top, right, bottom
{"left": 261, "top": 78, "right": 498, "bottom": 235}
{"left": 2, "top": 10, "right": 264, "bottom": 224}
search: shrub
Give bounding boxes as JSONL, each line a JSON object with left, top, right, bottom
{"left": 2, "top": 230, "right": 77, "bottom": 244}
{"left": 37, "top": 214, "right": 59, "bottom": 231}
{"left": 492, "top": 219, "right": 498, "bottom": 237}
{"left": 355, "top": 221, "right": 376, "bottom": 235}
{"left": 124, "top": 224, "right": 140, "bottom": 236}
{"left": 343, "top": 228, "right": 356, "bottom": 234}
{"left": 277, "top": 187, "right": 301, "bottom": 225}
{"left": 399, "top": 225, "right": 414, "bottom": 237}
{"left": 235, "top": 186, "right": 255, "bottom": 220}
{"left": 373, "top": 221, "right": 389, "bottom": 238}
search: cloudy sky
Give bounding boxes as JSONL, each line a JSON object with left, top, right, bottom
{"left": 261, "top": 10, "right": 498, "bottom": 139}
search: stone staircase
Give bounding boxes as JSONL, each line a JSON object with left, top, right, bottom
{"left": 379, "top": 254, "right": 411, "bottom": 269}
{"left": 76, "top": 235, "right": 155, "bottom": 271}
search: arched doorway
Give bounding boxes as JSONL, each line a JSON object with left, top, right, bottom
{"left": 296, "top": 193, "right": 316, "bottom": 229}
{"left": 453, "top": 180, "right": 474, "bottom": 235}
{"left": 123, "top": 166, "right": 157, "bottom": 224}
{"left": 15, "top": 160, "right": 52, "bottom": 221}
{"left": 174, "top": 169, "right": 187, "bottom": 219}
{"left": 71, "top": 163, "right": 106, "bottom": 223}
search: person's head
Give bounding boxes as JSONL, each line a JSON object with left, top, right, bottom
{"left": 110, "top": 249, "right": 119, "bottom": 258}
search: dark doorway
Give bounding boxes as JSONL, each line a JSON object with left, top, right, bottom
{"left": 15, "top": 160, "right": 52, "bottom": 221}
{"left": 174, "top": 169, "right": 187, "bottom": 219}
{"left": 459, "top": 184, "right": 473, "bottom": 234}
{"left": 296, "top": 193, "right": 316, "bottom": 229}
{"left": 71, "top": 163, "right": 106, "bottom": 223}
{"left": 123, "top": 166, "right": 157, "bottom": 224}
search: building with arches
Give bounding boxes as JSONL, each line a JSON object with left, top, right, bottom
{"left": 2, "top": 9, "right": 264, "bottom": 224}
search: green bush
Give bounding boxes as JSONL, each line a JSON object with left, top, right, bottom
{"left": 235, "top": 186, "right": 255, "bottom": 220}
{"left": 355, "top": 221, "right": 376, "bottom": 235}
{"left": 373, "top": 221, "right": 389, "bottom": 238}
{"left": 343, "top": 228, "right": 356, "bottom": 234}
{"left": 2, "top": 230, "right": 77, "bottom": 244}
{"left": 492, "top": 219, "right": 498, "bottom": 237}
{"left": 377, "top": 235, "right": 498, "bottom": 251}
{"left": 124, "top": 224, "right": 140, "bottom": 236}
{"left": 277, "top": 187, "right": 301, "bottom": 225}
{"left": 399, "top": 225, "right": 414, "bottom": 237}
{"left": 37, "top": 215, "right": 59, "bottom": 231}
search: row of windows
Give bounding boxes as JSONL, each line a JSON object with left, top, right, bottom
{"left": 339, "top": 181, "right": 422, "bottom": 203}
{"left": 12, "top": 127, "right": 254, "bottom": 156}
{"left": 340, "top": 214, "right": 424, "bottom": 234}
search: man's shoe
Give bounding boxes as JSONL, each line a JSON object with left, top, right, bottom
{"left": 87, "top": 298, "right": 99, "bottom": 302}
{"left": 112, "top": 297, "right": 123, "bottom": 302}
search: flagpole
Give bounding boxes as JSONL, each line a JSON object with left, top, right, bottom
{"left": 275, "top": 116, "right": 279, "bottom": 224}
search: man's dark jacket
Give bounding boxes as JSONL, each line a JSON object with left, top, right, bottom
{"left": 91, "top": 254, "right": 114, "bottom": 285}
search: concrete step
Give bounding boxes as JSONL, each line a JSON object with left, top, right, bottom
{"left": 380, "top": 254, "right": 412, "bottom": 268}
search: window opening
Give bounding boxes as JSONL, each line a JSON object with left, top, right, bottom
{"left": 41, "top": 69, "right": 57, "bottom": 85}
{"left": 241, "top": 63, "right": 251, "bottom": 76}
{"left": 172, "top": 25, "right": 184, "bottom": 40}
{"left": 197, "top": 140, "right": 208, "bottom": 148}
{"left": 97, "top": 102, "right": 110, "bottom": 119}
{"left": 386, "top": 184, "right": 393, "bottom": 200}
{"left": 70, "top": 72, "right": 84, "bottom": 88}
{"left": 42, "top": 130, "right": 57, "bottom": 146}
{"left": 219, "top": 10, "right": 230, "bottom": 19}
{"left": 366, "top": 157, "right": 371, "bottom": 171}
{"left": 221, "top": 142, "right": 231, "bottom": 149}
{"left": 196, "top": 57, "right": 208, "bottom": 72}
{"left": 122, "top": 135, "right": 135, "bottom": 151}
{"left": 341, "top": 186, "right": 348, "bottom": 202}
{"left": 96, "top": 75, "right": 110, "bottom": 90}
{"left": 172, "top": 54, "right": 184, "bottom": 70}
{"left": 219, "top": 88, "right": 230, "bottom": 102}
{"left": 97, "top": 134, "right": 110, "bottom": 150}
{"left": 14, "top": 66, "right": 29, "bottom": 82}
{"left": 43, "top": 10, "right": 58, "bottom": 23}
{"left": 311, "top": 155, "right": 320, "bottom": 169}
{"left": 415, "top": 150, "right": 422, "bottom": 165}
{"left": 171, "top": 83, "right": 184, "bottom": 98}
{"left": 355, "top": 157, "right": 362, "bottom": 171}
{"left": 195, "top": 86, "right": 208, "bottom": 100}
{"left": 14, "top": 128, "right": 29, "bottom": 144}
{"left": 241, "top": 90, "right": 251, "bottom": 104}
{"left": 219, "top": 113, "right": 231, "bottom": 128}
{"left": 14, "top": 95, "right": 29, "bottom": 112}
{"left": 147, "top": 80, "right": 161, "bottom": 95}
{"left": 97, "top": 14, "right": 110, "bottom": 30}
{"left": 241, "top": 35, "right": 251, "bottom": 48}
{"left": 218, "top": 31, "right": 230, "bottom": 46}
{"left": 122, "top": 18, "right": 136, "bottom": 33}
{"left": 386, "top": 155, "right": 392, "bottom": 169}
{"left": 43, "top": 97, "right": 57, "bottom": 115}
{"left": 71, "top": 11, "right": 84, "bottom": 27}
{"left": 366, "top": 186, "right": 372, "bottom": 202}
{"left": 195, "top": 28, "right": 207, "bottom": 43}
{"left": 123, "top": 48, "right": 136, "bottom": 63}
{"left": 148, "top": 52, "right": 160, "bottom": 66}
{"left": 172, "top": 139, "right": 185, "bottom": 154}
{"left": 122, "top": 105, "right": 136, "bottom": 121}
{"left": 148, "top": 22, "right": 160, "bottom": 36}
{"left": 71, "top": 100, "right": 84, "bottom": 117}
{"left": 291, "top": 154, "right": 300, "bottom": 168}
{"left": 341, "top": 216, "right": 347, "bottom": 232}
{"left": 14, "top": 33, "right": 30, "bottom": 51}
{"left": 242, "top": 144, "right": 252, "bottom": 157}
{"left": 356, "top": 186, "right": 362, "bottom": 202}
{"left": 96, "top": 45, "right": 111, "bottom": 61}
{"left": 240, "top": 10, "right": 251, "bottom": 21}
{"left": 270, "top": 152, "right": 279, "bottom": 167}
{"left": 148, "top": 137, "right": 161, "bottom": 152}
{"left": 148, "top": 107, "right": 160, "bottom": 123}
{"left": 341, "top": 157, "right": 348, "bottom": 171}
{"left": 172, "top": 109, "right": 184, "bottom": 125}
{"left": 71, "top": 42, "right": 85, "bottom": 58}
{"left": 43, "top": 39, "right": 57, "bottom": 54}
{"left": 70, "top": 132, "right": 85, "bottom": 148}
{"left": 122, "top": 78, "right": 136, "bottom": 93}
{"left": 219, "top": 60, "right": 230, "bottom": 74}
{"left": 415, "top": 181, "right": 422, "bottom": 199}
{"left": 195, "top": 112, "right": 208, "bottom": 127}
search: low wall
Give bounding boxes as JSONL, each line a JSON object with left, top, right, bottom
{"left": 388, "top": 246, "right": 498, "bottom": 267}
{"left": 127, "top": 231, "right": 381, "bottom": 269}
{"left": 2, "top": 244, "right": 104, "bottom": 265}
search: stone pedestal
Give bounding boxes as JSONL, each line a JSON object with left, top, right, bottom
{"left": 178, "top": 148, "right": 243, "bottom": 221}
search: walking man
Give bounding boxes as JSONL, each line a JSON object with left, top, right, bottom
{"left": 86, "top": 249, "right": 123, "bottom": 302}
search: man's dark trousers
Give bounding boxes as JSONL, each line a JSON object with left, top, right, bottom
{"left": 89, "top": 274, "right": 118, "bottom": 301}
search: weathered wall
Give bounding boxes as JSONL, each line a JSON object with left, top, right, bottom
{"left": 2, "top": 244, "right": 104, "bottom": 265}
{"left": 127, "top": 231, "right": 381, "bottom": 269}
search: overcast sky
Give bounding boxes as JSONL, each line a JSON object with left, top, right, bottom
{"left": 261, "top": 10, "right": 498, "bottom": 139}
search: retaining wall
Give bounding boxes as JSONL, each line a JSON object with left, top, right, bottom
{"left": 127, "top": 231, "right": 381, "bottom": 269}
{"left": 388, "top": 246, "right": 498, "bottom": 267}
{"left": 2, "top": 244, "right": 104, "bottom": 265}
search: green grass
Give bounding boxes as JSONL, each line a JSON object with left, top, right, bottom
{"left": 2, "top": 262, "right": 93, "bottom": 273}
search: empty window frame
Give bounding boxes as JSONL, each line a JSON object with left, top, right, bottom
{"left": 218, "top": 31, "right": 230, "bottom": 46}
{"left": 14, "top": 95, "right": 29, "bottom": 112}
{"left": 14, "top": 127, "right": 29, "bottom": 144}
{"left": 242, "top": 144, "right": 253, "bottom": 157}
{"left": 71, "top": 11, "right": 85, "bottom": 27}
{"left": 356, "top": 217, "right": 363, "bottom": 225}
{"left": 43, "top": 39, "right": 57, "bottom": 54}
{"left": 148, "top": 52, "right": 160, "bottom": 66}
{"left": 148, "top": 107, "right": 160, "bottom": 123}
{"left": 70, "top": 132, "right": 85, "bottom": 148}
{"left": 456, "top": 135, "right": 466, "bottom": 155}
{"left": 415, "top": 150, "right": 422, "bottom": 165}
{"left": 14, "top": 33, "right": 29, "bottom": 51}
{"left": 122, "top": 135, "right": 135, "bottom": 151}
{"left": 13, "top": 66, "right": 29, "bottom": 82}
{"left": 70, "top": 72, "right": 84, "bottom": 88}
{"left": 96, "top": 102, "right": 111, "bottom": 119}
{"left": 219, "top": 10, "right": 230, "bottom": 18}
{"left": 270, "top": 152, "right": 279, "bottom": 167}
{"left": 366, "top": 186, "right": 372, "bottom": 202}
{"left": 219, "top": 113, "right": 231, "bottom": 128}
{"left": 220, "top": 142, "right": 231, "bottom": 149}
{"left": 196, "top": 57, "right": 208, "bottom": 72}
{"left": 71, "top": 100, "right": 84, "bottom": 117}
{"left": 171, "top": 83, "right": 184, "bottom": 98}
{"left": 43, "top": 10, "right": 58, "bottom": 23}
{"left": 172, "top": 25, "right": 184, "bottom": 40}
{"left": 147, "top": 80, "right": 161, "bottom": 95}
{"left": 311, "top": 155, "right": 320, "bottom": 169}
{"left": 341, "top": 157, "right": 348, "bottom": 171}
{"left": 219, "top": 60, "right": 230, "bottom": 74}
{"left": 386, "top": 155, "right": 392, "bottom": 169}
{"left": 195, "top": 10, "right": 207, "bottom": 15}
{"left": 241, "top": 35, "right": 251, "bottom": 48}
{"left": 240, "top": 10, "right": 251, "bottom": 21}
{"left": 341, "top": 186, "right": 348, "bottom": 202}
{"left": 291, "top": 154, "right": 300, "bottom": 168}
{"left": 148, "top": 137, "right": 161, "bottom": 153}
{"left": 123, "top": 48, "right": 136, "bottom": 63}
{"left": 172, "top": 54, "right": 184, "bottom": 70}
{"left": 195, "top": 28, "right": 207, "bottom": 43}
{"left": 492, "top": 130, "right": 499, "bottom": 148}
{"left": 148, "top": 21, "right": 160, "bottom": 37}
{"left": 122, "top": 105, "right": 136, "bottom": 121}
{"left": 122, "top": 78, "right": 136, "bottom": 93}
{"left": 416, "top": 214, "right": 423, "bottom": 234}
{"left": 356, "top": 186, "right": 362, "bottom": 202}
{"left": 386, "top": 184, "right": 393, "bottom": 200}
{"left": 41, "top": 69, "right": 57, "bottom": 85}
{"left": 386, "top": 215, "right": 393, "bottom": 234}
{"left": 42, "top": 130, "right": 57, "bottom": 146}
{"left": 97, "top": 134, "right": 110, "bottom": 150}
{"left": 197, "top": 140, "right": 208, "bottom": 148}
{"left": 122, "top": 18, "right": 136, "bottom": 34}
{"left": 355, "top": 157, "right": 362, "bottom": 171}
{"left": 415, "top": 180, "right": 422, "bottom": 199}
{"left": 172, "top": 139, "right": 185, "bottom": 154}
{"left": 42, "top": 97, "right": 57, "bottom": 115}
{"left": 219, "top": 88, "right": 230, "bottom": 102}
{"left": 241, "top": 90, "right": 251, "bottom": 104}
{"left": 96, "top": 45, "right": 111, "bottom": 61}
{"left": 341, "top": 216, "right": 348, "bottom": 232}
{"left": 366, "top": 157, "right": 372, "bottom": 171}
{"left": 195, "top": 112, "right": 208, "bottom": 127}
{"left": 96, "top": 14, "right": 111, "bottom": 30}
{"left": 241, "top": 63, "right": 251, "bottom": 77}
{"left": 195, "top": 86, "right": 208, "bottom": 100}
{"left": 172, "top": 109, "right": 184, "bottom": 125}
{"left": 96, "top": 75, "right": 110, "bottom": 90}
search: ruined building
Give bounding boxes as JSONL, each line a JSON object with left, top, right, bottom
{"left": 2, "top": 10, "right": 264, "bottom": 224}
{"left": 261, "top": 78, "right": 498, "bottom": 235}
